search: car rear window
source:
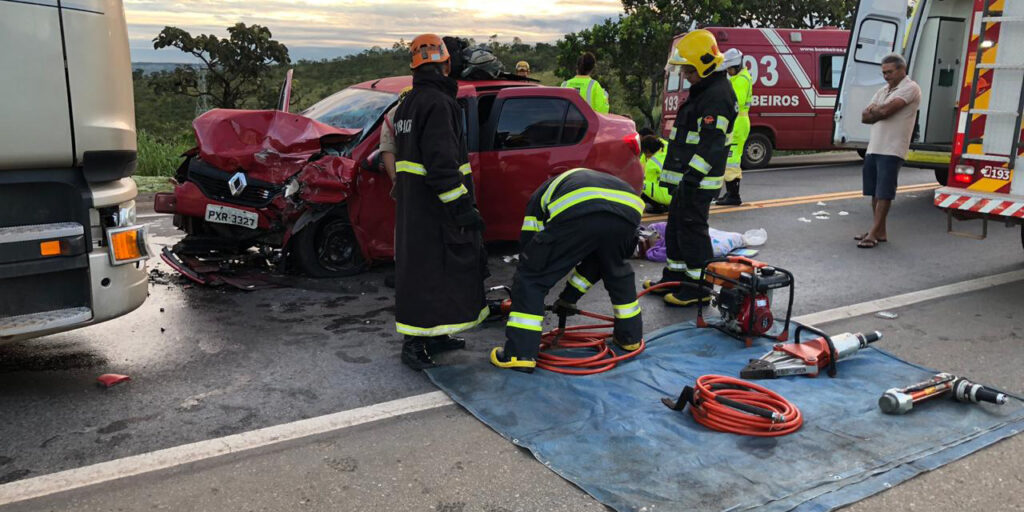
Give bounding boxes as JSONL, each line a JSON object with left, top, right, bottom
{"left": 494, "top": 98, "right": 586, "bottom": 149}
{"left": 302, "top": 88, "right": 398, "bottom": 136}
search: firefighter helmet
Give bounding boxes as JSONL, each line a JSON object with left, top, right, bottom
{"left": 723, "top": 48, "right": 743, "bottom": 68}
{"left": 515, "top": 60, "right": 530, "bottom": 72}
{"left": 409, "top": 33, "right": 449, "bottom": 69}
{"left": 673, "top": 29, "right": 724, "bottom": 78}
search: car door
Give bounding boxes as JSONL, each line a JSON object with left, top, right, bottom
{"left": 476, "top": 88, "right": 592, "bottom": 241}
{"left": 833, "top": 1, "right": 908, "bottom": 147}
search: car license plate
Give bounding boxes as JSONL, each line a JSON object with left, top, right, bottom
{"left": 205, "top": 204, "right": 258, "bottom": 229}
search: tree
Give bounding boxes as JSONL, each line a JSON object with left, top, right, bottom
{"left": 621, "top": 0, "right": 859, "bottom": 30}
{"left": 150, "top": 23, "right": 290, "bottom": 109}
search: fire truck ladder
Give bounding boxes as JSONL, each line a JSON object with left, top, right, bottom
{"left": 950, "top": 0, "right": 1024, "bottom": 238}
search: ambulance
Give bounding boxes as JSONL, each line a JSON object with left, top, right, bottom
{"left": 661, "top": 27, "right": 850, "bottom": 169}
{"left": 836, "top": 0, "right": 1023, "bottom": 247}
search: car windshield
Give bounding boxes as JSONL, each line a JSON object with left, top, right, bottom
{"left": 302, "top": 87, "right": 398, "bottom": 137}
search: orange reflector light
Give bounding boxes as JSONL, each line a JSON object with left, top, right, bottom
{"left": 110, "top": 229, "right": 142, "bottom": 261}
{"left": 39, "top": 240, "right": 61, "bottom": 256}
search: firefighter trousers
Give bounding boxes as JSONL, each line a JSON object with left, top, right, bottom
{"left": 660, "top": 185, "right": 716, "bottom": 284}
{"left": 504, "top": 213, "right": 641, "bottom": 360}
{"left": 725, "top": 114, "right": 750, "bottom": 182}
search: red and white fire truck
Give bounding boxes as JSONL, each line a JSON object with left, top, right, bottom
{"left": 661, "top": 27, "right": 850, "bottom": 169}
{"left": 838, "top": 0, "right": 1023, "bottom": 247}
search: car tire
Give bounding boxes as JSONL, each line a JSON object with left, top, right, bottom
{"left": 290, "top": 213, "right": 368, "bottom": 277}
{"left": 934, "top": 168, "right": 948, "bottom": 186}
{"left": 742, "top": 132, "right": 773, "bottom": 169}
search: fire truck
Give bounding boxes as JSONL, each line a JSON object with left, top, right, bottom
{"left": 837, "top": 0, "right": 1023, "bottom": 247}
{"left": 661, "top": 27, "right": 850, "bottom": 169}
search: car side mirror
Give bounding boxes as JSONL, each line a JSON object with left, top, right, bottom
{"left": 361, "top": 149, "right": 383, "bottom": 173}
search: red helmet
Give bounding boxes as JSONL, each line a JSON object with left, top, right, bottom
{"left": 410, "top": 34, "right": 449, "bottom": 69}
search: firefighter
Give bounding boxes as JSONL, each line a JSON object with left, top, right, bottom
{"left": 640, "top": 135, "right": 672, "bottom": 212}
{"left": 491, "top": 168, "right": 644, "bottom": 372}
{"left": 515, "top": 60, "right": 530, "bottom": 78}
{"left": 393, "top": 34, "right": 488, "bottom": 370}
{"left": 642, "top": 29, "right": 737, "bottom": 306}
{"left": 561, "top": 52, "right": 609, "bottom": 114}
{"left": 718, "top": 48, "right": 752, "bottom": 206}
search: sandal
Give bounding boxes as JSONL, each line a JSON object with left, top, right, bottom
{"left": 857, "top": 238, "right": 879, "bottom": 248}
{"left": 854, "top": 233, "right": 887, "bottom": 242}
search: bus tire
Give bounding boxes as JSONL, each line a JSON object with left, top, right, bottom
{"left": 743, "top": 132, "right": 773, "bottom": 170}
{"left": 934, "top": 168, "right": 948, "bottom": 186}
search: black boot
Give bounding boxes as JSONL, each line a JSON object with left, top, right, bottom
{"left": 401, "top": 336, "right": 436, "bottom": 370}
{"left": 716, "top": 180, "right": 742, "bottom": 206}
{"left": 426, "top": 335, "right": 466, "bottom": 355}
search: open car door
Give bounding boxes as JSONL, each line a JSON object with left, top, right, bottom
{"left": 833, "top": 1, "right": 908, "bottom": 147}
{"left": 277, "top": 68, "right": 293, "bottom": 112}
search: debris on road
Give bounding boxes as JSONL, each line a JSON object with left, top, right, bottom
{"left": 875, "top": 311, "right": 899, "bottom": 319}
{"left": 798, "top": 217, "right": 812, "bottom": 223}
{"left": 838, "top": 211, "right": 850, "bottom": 216}
{"left": 97, "top": 374, "right": 131, "bottom": 388}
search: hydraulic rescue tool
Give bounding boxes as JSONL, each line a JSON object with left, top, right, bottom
{"left": 485, "top": 285, "right": 513, "bottom": 320}
{"left": 740, "top": 324, "right": 882, "bottom": 379}
{"left": 662, "top": 375, "right": 803, "bottom": 437}
{"left": 879, "top": 373, "right": 1017, "bottom": 414}
{"left": 695, "top": 257, "right": 794, "bottom": 347}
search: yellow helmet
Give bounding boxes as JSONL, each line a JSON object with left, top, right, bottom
{"left": 515, "top": 60, "right": 530, "bottom": 72}
{"left": 673, "top": 29, "right": 724, "bottom": 78}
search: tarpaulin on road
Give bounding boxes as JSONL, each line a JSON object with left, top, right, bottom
{"left": 425, "top": 323, "right": 1024, "bottom": 512}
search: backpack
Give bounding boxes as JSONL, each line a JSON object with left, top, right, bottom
{"left": 461, "top": 46, "right": 504, "bottom": 80}
{"left": 443, "top": 36, "right": 470, "bottom": 77}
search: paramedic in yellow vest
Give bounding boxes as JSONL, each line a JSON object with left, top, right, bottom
{"left": 640, "top": 135, "right": 672, "bottom": 211}
{"left": 562, "top": 52, "right": 609, "bottom": 114}
{"left": 718, "top": 48, "right": 752, "bottom": 206}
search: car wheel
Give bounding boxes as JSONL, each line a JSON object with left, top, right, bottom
{"left": 934, "top": 168, "right": 949, "bottom": 186}
{"left": 742, "top": 133, "right": 773, "bottom": 169}
{"left": 291, "top": 213, "right": 368, "bottom": 277}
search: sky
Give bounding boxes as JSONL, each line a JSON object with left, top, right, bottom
{"left": 125, "top": 0, "right": 626, "bottom": 62}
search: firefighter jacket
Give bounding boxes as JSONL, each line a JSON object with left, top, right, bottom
{"left": 561, "top": 75, "right": 610, "bottom": 114}
{"left": 659, "top": 71, "right": 738, "bottom": 192}
{"left": 392, "top": 71, "right": 487, "bottom": 337}
{"left": 727, "top": 68, "right": 753, "bottom": 178}
{"left": 642, "top": 138, "right": 672, "bottom": 206}
{"left": 519, "top": 168, "right": 644, "bottom": 249}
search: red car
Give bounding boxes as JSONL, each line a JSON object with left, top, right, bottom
{"left": 155, "top": 75, "right": 643, "bottom": 278}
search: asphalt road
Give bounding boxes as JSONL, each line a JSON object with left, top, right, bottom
{"left": 1, "top": 159, "right": 1022, "bottom": 510}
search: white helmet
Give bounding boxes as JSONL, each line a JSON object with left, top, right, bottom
{"left": 723, "top": 48, "right": 743, "bottom": 69}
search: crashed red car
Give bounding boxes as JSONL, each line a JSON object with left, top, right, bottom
{"left": 155, "top": 75, "right": 643, "bottom": 278}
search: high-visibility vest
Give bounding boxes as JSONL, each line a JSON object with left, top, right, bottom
{"left": 561, "top": 75, "right": 609, "bottom": 114}
{"left": 731, "top": 68, "right": 753, "bottom": 115}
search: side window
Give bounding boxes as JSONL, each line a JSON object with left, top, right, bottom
{"left": 561, "top": 103, "right": 587, "bottom": 144}
{"left": 854, "top": 19, "right": 897, "bottom": 64}
{"left": 494, "top": 98, "right": 570, "bottom": 150}
{"left": 667, "top": 71, "right": 681, "bottom": 92}
{"left": 819, "top": 54, "right": 845, "bottom": 89}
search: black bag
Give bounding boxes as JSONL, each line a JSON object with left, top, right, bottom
{"left": 443, "top": 36, "right": 469, "bottom": 77}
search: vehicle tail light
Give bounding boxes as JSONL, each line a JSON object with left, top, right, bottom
{"left": 107, "top": 225, "right": 150, "bottom": 265}
{"left": 953, "top": 164, "right": 974, "bottom": 184}
{"left": 624, "top": 133, "right": 641, "bottom": 156}
{"left": 39, "top": 240, "right": 61, "bottom": 257}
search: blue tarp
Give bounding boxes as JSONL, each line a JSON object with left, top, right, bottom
{"left": 425, "top": 323, "right": 1024, "bottom": 512}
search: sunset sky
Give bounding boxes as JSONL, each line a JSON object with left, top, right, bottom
{"left": 125, "top": 0, "right": 626, "bottom": 62}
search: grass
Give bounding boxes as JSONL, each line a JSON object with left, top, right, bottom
{"left": 136, "top": 129, "right": 191, "bottom": 177}
{"left": 133, "top": 175, "right": 175, "bottom": 195}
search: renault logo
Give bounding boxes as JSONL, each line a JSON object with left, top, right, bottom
{"left": 227, "top": 172, "right": 247, "bottom": 197}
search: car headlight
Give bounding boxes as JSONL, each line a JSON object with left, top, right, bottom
{"left": 116, "top": 200, "right": 137, "bottom": 227}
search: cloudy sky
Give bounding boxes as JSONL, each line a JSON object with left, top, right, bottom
{"left": 125, "top": 0, "right": 626, "bottom": 62}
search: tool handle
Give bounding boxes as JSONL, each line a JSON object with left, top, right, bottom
{"left": 793, "top": 322, "right": 839, "bottom": 377}
{"left": 954, "top": 378, "right": 1008, "bottom": 405}
{"left": 861, "top": 331, "right": 882, "bottom": 344}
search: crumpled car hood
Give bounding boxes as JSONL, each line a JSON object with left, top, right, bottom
{"left": 192, "top": 109, "right": 360, "bottom": 184}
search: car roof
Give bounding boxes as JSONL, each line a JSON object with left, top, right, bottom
{"left": 352, "top": 75, "right": 539, "bottom": 94}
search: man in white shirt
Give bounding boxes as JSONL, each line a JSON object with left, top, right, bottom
{"left": 857, "top": 53, "right": 921, "bottom": 248}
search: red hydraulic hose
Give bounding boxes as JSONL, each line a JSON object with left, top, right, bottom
{"left": 687, "top": 375, "right": 802, "bottom": 437}
{"left": 536, "top": 281, "right": 680, "bottom": 375}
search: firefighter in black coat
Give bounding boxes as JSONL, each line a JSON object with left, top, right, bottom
{"left": 642, "top": 29, "right": 737, "bottom": 306}
{"left": 491, "top": 168, "right": 645, "bottom": 373}
{"left": 393, "top": 34, "right": 488, "bottom": 370}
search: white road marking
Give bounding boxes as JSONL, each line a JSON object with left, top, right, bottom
{"left": 4, "top": 270, "right": 1024, "bottom": 505}
{"left": 794, "top": 269, "right": 1024, "bottom": 326}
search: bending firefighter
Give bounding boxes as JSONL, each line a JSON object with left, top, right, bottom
{"left": 643, "top": 29, "right": 737, "bottom": 306}
{"left": 393, "top": 34, "right": 488, "bottom": 370}
{"left": 719, "top": 48, "right": 752, "bottom": 206}
{"left": 491, "top": 168, "right": 644, "bottom": 373}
